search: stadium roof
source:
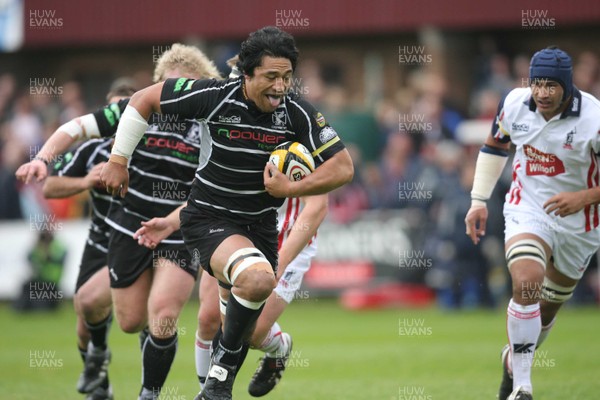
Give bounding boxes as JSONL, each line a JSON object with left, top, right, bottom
{"left": 19, "top": 0, "right": 600, "bottom": 49}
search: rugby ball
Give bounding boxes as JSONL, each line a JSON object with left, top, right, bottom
{"left": 269, "top": 142, "right": 315, "bottom": 181}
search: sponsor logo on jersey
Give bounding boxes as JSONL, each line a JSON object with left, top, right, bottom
{"left": 209, "top": 228, "right": 224, "bottom": 234}
{"left": 216, "top": 128, "right": 287, "bottom": 145}
{"left": 218, "top": 115, "right": 242, "bottom": 124}
{"left": 563, "top": 127, "right": 576, "bottom": 150}
{"left": 315, "top": 112, "right": 326, "bottom": 127}
{"left": 319, "top": 126, "right": 338, "bottom": 143}
{"left": 272, "top": 110, "right": 287, "bottom": 127}
{"left": 511, "top": 122, "right": 529, "bottom": 132}
{"left": 143, "top": 137, "right": 196, "bottom": 154}
{"left": 523, "top": 145, "right": 565, "bottom": 176}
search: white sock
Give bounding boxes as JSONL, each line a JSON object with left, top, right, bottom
{"left": 257, "top": 322, "right": 290, "bottom": 358}
{"left": 195, "top": 332, "right": 212, "bottom": 389}
{"left": 507, "top": 299, "right": 541, "bottom": 394}
{"left": 536, "top": 317, "right": 555, "bottom": 349}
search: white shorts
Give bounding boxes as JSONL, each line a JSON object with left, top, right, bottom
{"left": 273, "top": 243, "right": 316, "bottom": 303}
{"left": 504, "top": 204, "right": 600, "bottom": 280}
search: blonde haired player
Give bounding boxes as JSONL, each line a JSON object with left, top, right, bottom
{"left": 465, "top": 46, "right": 600, "bottom": 400}
{"left": 153, "top": 43, "right": 221, "bottom": 85}
{"left": 16, "top": 42, "right": 220, "bottom": 184}
{"left": 17, "top": 44, "right": 221, "bottom": 400}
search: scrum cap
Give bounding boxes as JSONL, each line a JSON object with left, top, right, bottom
{"left": 529, "top": 46, "right": 573, "bottom": 100}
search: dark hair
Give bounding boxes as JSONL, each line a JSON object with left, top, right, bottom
{"left": 238, "top": 26, "right": 299, "bottom": 76}
{"left": 106, "top": 79, "right": 137, "bottom": 102}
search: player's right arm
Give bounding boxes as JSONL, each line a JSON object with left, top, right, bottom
{"left": 276, "top": 194, "right": 328, "bottom": 280}
{"left": 99, "top": 82, "right": 163, "bottom": 197}
{"left": 133, "top": 203, "right": 187, "bottom": 248}
{"left": 465, "top": 97, "right": 512, "bottom": 245}
{"left": 265, "top": 97, "right": 353, "bottom": 198}
{"left": 15, "top": 123, "right": 91, "bottom": 184}
{"left": 101, "top": 78, "right": 221, "bottom": 196}
{"left": 43, "top": 163, "right": 105, "bottom": 198}
{"left": 16, "top": 99, "right": 128, "bottom": 184}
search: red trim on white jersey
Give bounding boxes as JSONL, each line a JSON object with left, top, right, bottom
{"left": 509, "top": 161, "right": 522, "bottom": 205}
{"left": 585, "top": 149, "right": 599, "bottom": 232}
{"left": 277, "top": 197, "right": 301, "bottom": 251}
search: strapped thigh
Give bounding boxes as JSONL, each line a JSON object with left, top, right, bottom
{"left": 222, "top": 247, "right": 268, "bottom": 285}
{"left": 506, "top": 239, "right": 547, "bottom": 269}
{"left": 541, "top": 276, "right": 576, "bottom": 303}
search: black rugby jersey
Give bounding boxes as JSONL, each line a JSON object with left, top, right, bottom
{"left": 94, "top": 99, "right": 201, "bottom": 243}
{"left": 52, "top": 138, "right": 114, "bottom": 252}
{"left": 160, "top": 77, "right": 345, "bottom": 224}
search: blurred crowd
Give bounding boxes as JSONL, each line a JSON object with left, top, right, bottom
{"left": 1, "top": 46, "right": 599, "bottom": 308}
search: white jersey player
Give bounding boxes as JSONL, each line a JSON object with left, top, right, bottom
{"left": 465, "top": 46, "right": 600, "bottom": 400}
{"left": 273, "top": 196, "right": 318, "bottom": 302}
{"left": 499, "top": 87, "right": 600, "bottom": 235}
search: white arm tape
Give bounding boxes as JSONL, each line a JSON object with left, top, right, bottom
{"left": 57, "top": 119, "right": 82, "bottom": 139}
{"left": 111, "top": 106, "right": 149, "bottom": 159}
{"left": 79, "top": 114, "right": 101, "bottom": 138}
{"left": 57, "top": 114, "right": 100, "bottom": 139}
{"left": 471, "top": 149, "right": 508, "bottom": 204}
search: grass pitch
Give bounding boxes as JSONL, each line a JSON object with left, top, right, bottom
{"left": 1, "top": 299, "right": 598, "bottom": 399}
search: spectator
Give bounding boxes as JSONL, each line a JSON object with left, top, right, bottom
{"left": 366, "top": 132, "right": 433, "bottom": 210}
{"left": 328, "top": 143, "right": 369, "bottom": 223}
{"left": 426, "top": 154, "right": 494, "bottom": 308}
{"left": 322, "top": 84, "right": 382, "bottom": 163}
{"left": 12, "top": 229, "right": 67, "bottom": 312}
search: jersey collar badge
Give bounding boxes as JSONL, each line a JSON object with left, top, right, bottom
{"left": 563, "top": 127, "right": 576, "bottom": 150}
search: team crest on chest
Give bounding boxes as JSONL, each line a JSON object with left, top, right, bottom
{"left": 563, "top": 127, "right": 576, "bottom": 150}
{"left": 186, "top": 123, "right": 202, "bottom": 143}
{"left": 272, "top": 110, "right": 286, "bottom": 128}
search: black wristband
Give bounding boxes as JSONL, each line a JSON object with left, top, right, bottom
{"left": 33, "top": 156, "right": 49, "bottom": 166}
